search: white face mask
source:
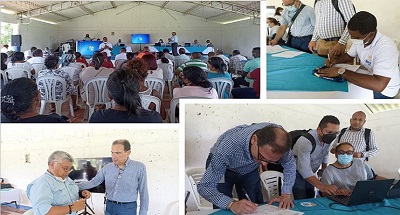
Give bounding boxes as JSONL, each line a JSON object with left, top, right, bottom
{"left": 351, "top": 32, "right": 372, "bottom": 46}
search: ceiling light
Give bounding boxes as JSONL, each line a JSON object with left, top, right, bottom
{"left": 1, "top": 8, "right": 16, "bottom": 15}
{"left": 30, "top": 17, "right": 57, "bottom": 25}
{"left": 218, "top": 17, "right": 252, "bottom": 25}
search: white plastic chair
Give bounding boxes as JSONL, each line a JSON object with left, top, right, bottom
{"left": 83, "top": 77, "right": 111, "bottom": 119}
{"left": 186, "top": 168, "right": 213, "bottom": 210}
{"left": 70, "top": 62, "right": 87, "bottom": 70}
{"left": 208, "top": 78, "right": 233, "bottom": 99}
{"left": 114, "top": 59, "right": 125, "bottom": 68}
{"left": 60, "top": 66, "right": 80, "bottom": 82}
{"left": 5, "top": 67, "right": 31, "bottom": 80}
{"left": 144, "top": 77, "right": 165, "bottom": 99}
{"left": 398, "top": 168, "right": 400, "bottom": 178}
{"left": 1, "top": 70, "right": 9, "bottom": 86}
{"left": 260, "top": 171, "right": 284, "bottom": 202}
{"left": 163, "top": 200, "right": 179, "bottom": 215}
{"left": 169, "top": 96, "right": 210, "bottom": 123}
{"left": 140, "top": 94, "right": 161, "bottom": 113}
{"left": 30, "top": 63, "right": 46, "bottom": 79}
{"left": 36, "top": 75, "right": 75, "bottom": 117}
{"left": 158, "top": 63, "right": 174, "bottom": 96}
{"left": 234, "top": 60, "right": 248, "bottom": 75}
{"left": 23, "top": 209, "right": 34, "bottom": 215}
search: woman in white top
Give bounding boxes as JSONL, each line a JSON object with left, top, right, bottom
{"left": 173, "top": 66, "right": 218, "bottom": 99}
{"left": 142, "top": 54, "right": 163, "bottom": 79}
{"left": 7, "top": 51, "right": 35, "bottom": 78}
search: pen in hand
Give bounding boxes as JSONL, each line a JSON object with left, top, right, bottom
{"left": 242, "top": 188, "right": 251, "bottom": 201}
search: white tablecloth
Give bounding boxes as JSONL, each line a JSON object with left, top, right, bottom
{"left": 1, "top": 188, "right": 23, "bottom": 204}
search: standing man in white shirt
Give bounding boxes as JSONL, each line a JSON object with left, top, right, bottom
{"left": 170, "top": 32, "right": 179, "bottom": 56}
{"left": 99, "top": 37, "right": 113, "bottom": 58}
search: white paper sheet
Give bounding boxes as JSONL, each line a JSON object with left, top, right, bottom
{"left": 246, "top": 204, "right": 304, "bottom": 215}
{"left": 334, "top": 64, "right": 361, "bottom": 72}
{"left": 267, "top": 45, "right": 287, "bottom": 54}
{"left": 271, "top": 51, "right": 305, "bottom": 58}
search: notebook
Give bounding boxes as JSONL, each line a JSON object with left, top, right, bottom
{"left": 328, "top": 179, "right": 394, "bottom": 206}
{"left": 387, "top": 180, "right": 400, "bottom": 199}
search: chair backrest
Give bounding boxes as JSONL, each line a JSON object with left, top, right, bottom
{"left": 234, "top": 60, "right": 248, "bottom": 74}
{"left": 1, "top": 70, "right": 9, "bottom": 85}
{"left": 36, "top": 75, "right": 67, "bottom": 101}
{"left": 260, "top": 171, "right": 284, "bottom": 202}
{"left": 208, "top": 78, "right": 233, "bottom": 99}
{"left": 114, "top": 59, "right": 125, "bottom": 69}
{"left": 23, "top": 209, "right": 34, "bottom": 215}
{"left": 71, "top": 62, "right": 87, "bottom": 69}
{"left": 163, "top": 200, "right": 179, "bottom": 215}
{"left": 5, "top": 67, "right": 31, "bottom": 80}
{"left": 158, "top": 63, "right": 174, "bottom": 81}
{"left": 186, "top": 168, "right": 206, "bottom": 209}
{"left": 398, "top": 168, "right": 400, "bottom": 178}
{"left": 169, "top": 96, "right": 210, "bottom": 123}
{"left": 60, "top": 66, "right": 80, "bottom": 82}
{"left": 144, "top": 77, "right": 165, "bottom": 99}
{"left": 30, "top": 63, "right": 46, "bottom": 79}
{"left": 84, "top": 77, "right": 109, "bottom": 107}
{"left": 140, "top": 94, "right": 161, "bottom": 113}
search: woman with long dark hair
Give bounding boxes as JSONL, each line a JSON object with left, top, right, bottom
{"left": 7, "top": 51, "right": 35, "bottom": 78}
{"left": 89, "top": 68, "right": 163, "bottom": 123}
{"left": 1, "top": 77, "right": 68, "bottom": 122}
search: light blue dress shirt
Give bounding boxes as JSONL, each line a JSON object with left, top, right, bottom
{"left": 198, "top": 123, "right": 297, "bottom": 209}
{"left": 280, "top": 3, "right": 315, "bottom": 37}
{"left": 27, "top": 171, "right": 79, "bottom": 215}
{"left": 78, "top": 158, "right": 149, "bottom": 215}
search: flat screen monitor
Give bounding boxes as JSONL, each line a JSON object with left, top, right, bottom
{"left": 76, "top": 40, "right": 102, "bottom": 58}
{"left": 131, "top": 34, "right": 150, "bottom": 44}
{"left": 69, "top": 157, "right": 112, "bottom": 193}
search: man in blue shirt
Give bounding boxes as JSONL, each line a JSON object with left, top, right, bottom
{"left": 198, "top": 123, "right": 296, "bottom": 214}
{"left": 27, "top": 151, "right": 91, "bottom": 215}
{"left": 78, "top": 139, "right": 149, "bottom": 215}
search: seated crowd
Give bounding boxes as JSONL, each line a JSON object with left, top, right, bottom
{"left": 1, "top": 44, "right": 260, "bottom": 123}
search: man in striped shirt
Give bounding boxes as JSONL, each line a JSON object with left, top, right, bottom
{"left": 330, "top": 111, "right": 379, "bottom": 160}
{"left": 198, "top": 123, "right": 296, "bottom": 214}
{"left": 176, "top": 52, "right": 207, "bottom": 73}
{"left": 308, "top": 0, "right": 356, "bottom": 56}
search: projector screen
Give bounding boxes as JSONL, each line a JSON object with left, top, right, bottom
{"left": 131, "top": 34, "right": 150, "bottom": 44}
{"left": 76, "top": 40, "right": 102, "bottom": 58}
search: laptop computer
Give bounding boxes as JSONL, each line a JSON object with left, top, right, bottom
{"left": 328, "top": 179, "right": 394, "bottom": 206}
{"left": 184, "top": 43, "right": 191, "bottom": 47}
{"left": 1, "top": 183, "right": 14, "bottom": 189}
{"left": 387, "top": 180, "right": 400, "bottom": 199}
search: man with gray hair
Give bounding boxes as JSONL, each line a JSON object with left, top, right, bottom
{"left": 27, "top": 151, "right": 91, "bottom": 215}
{"left": 78, "top": 139, "right": 149, "bottom": 215}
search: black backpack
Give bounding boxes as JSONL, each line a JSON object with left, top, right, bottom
{"left": 289, "top": 129, "right": 317, "bottom": 154}
{"left": 337, "top": 127, "right": 371, "bottom": 160}
{"left": 314, "top": 0, "right": 356, "bottom": 26}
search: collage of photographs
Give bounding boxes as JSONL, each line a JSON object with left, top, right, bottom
{"left": 1, "top": 0, "right": 400, "bottom": 215}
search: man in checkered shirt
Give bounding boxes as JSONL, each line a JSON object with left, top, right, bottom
{"left": 198, "top": 123, "right": 296, "bottom": 214}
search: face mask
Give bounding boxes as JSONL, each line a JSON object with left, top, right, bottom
{"left": 351, "top": 32, "right": 372, "bottom": 46}
{"left": 321, "top": 133, "right": 336, "bottom": 144}
{"left": 337, "top": 154, "right": 353, "bottom": 165}
{"left": 287, "top": 5, "right": 296, "bottom": 12}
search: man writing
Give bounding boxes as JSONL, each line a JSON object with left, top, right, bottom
{"left": 318, "top": 11, "right": 400, "bottom": 99}
{"left": 198, "top": 123, "right": 296, "bottom": 214}
{"left": 27, "top": 151, "right": 91, "bottom": 215}
{"left": 78, "top": 139, "right": 149, "bottom": 215}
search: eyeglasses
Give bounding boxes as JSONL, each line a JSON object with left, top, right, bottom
{"left": 55, "top": 161, "right": 73, "bottom": 172}
{"left": 337, "top": 150, "right": 354, "bottom": 155}
{"left": 117, "top": 169, "right": 124, "bottom": 179}
{"left": 258, "top": 145, "right": 281, "bottom": 164}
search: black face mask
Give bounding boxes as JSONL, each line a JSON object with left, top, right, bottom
{"left": 322, "top": 133, "right": 336, "bottom": 144}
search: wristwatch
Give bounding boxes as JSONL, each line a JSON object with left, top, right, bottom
{"left": 337, "top": 68, "right": 346, "bottom": 77}
{"left": 227, "top": 200, "right": 235, "bottom": 210}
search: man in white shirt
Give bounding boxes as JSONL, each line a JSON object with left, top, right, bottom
{"left": 24, "top": 46, "right": 37, "bottom": 60}
{"left": 170, "top": 32, "right": 178, "bottom": 43}
{"left": 318, "top": 11, "right": 400, "bottom": 99}
{"left": 114, "top": 48, "right": 127, "bottom": 61}
{"left": 163, "top": 48, "right": 175, "bottom": 62}
{"left": 99, "top": 37, "right": 113, "bottom": 57}
{"left": 170, "top": 32, "right": 179, "bottom": 56}
{"left": 115, "top": 39, "right": 124, "bottom": 46}
{"left": 215, "top": 49, "right": 230, "bottom": 66}
{"left": 27, "top": 49, "right": 45, "bottom": 64}
{"left": 229, "top": 50, "right": 247, "bottom": 73}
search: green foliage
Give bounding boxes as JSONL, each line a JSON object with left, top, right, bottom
{"left": 1, "top": 23, "right": 13, "bottom": 45}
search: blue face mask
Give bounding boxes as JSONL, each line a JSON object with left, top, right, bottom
{"left": 337, "top": 154, "right": 353, "bottom": 165}
{"left": 287, "top": 5, "right": 297, "bottom": 12}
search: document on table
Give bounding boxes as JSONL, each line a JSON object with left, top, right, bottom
{"left": 271, "top": 50, "right": 304, "bottom": 58}
{"left": 267, "top": 45, "right": 287, "bottom": 54}
{"left": 246, "top": 204, "right": 304, "bottom": 215}
{"left": 334, "top": 64, "right": 361, "bottom": 72}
